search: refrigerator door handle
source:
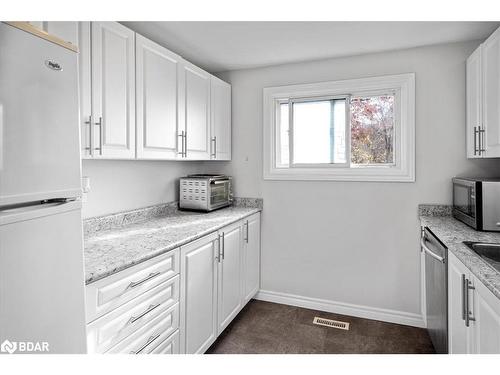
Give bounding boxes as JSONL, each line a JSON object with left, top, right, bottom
{"left": 0, "top": 200, "right": 82, "bottom": 226}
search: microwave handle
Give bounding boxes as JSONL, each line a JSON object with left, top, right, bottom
{"left": 210, "top": 180, "right": 228, "bottom": 185}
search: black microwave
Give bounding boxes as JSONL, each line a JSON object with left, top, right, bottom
{"left": 452, "top": 177, "right": 500, "bottom": 232}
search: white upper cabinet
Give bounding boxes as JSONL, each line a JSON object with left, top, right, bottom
{"left": 179, "top": 60, "right": 211, "bottom": 160}
{"left": 211, "top": 76, "right": 232, "bottom": 160}
{"left": 466, "top": 26, "right": 500, "bottom": 158}
{"left": 79, "top": 22, "right": 92, "bottom": 158}
{"left": 91, "top": 22, "right": 136, "bottom": 159}
{"left": 76, "top": 21, "right": 231, "bottom": 161}
{"left": 466, "top": 46, "right": 482, "bottom": 158}
{"left": 136, "top": 35, "right": 182, "bottom": 160}
{"left": 481, "top": 27, "right": 500, "bottom": 158}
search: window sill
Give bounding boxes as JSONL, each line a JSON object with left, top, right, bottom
{"left": 263, "top": 166, "right": 415, "bottom": 182}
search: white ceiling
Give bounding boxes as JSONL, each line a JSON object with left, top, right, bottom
{"left": 121, "top": 22, "right": 500, "bottom": 73}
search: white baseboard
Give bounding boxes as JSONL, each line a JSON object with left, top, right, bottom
{"left": 255, "top": 289, "right": 426, "bottom": 328}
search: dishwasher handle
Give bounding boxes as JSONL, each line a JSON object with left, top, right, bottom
{"left": 421, "top": 237, "right": 445, "bottom": 263}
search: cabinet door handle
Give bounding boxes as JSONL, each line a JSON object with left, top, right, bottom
{"left": 465, "top": 278, "right": 476, "bottom": 327}
{"left": 94, "top": 116, "right": 103, "bottom": 154}
{"left": 461, "top": 274, "right": 467, "bottom": 321}
{"left": 473, "top": 126, "right": 478, "bottom": 155}
{"left": 221, "top": 232, "right": 225, "bottom": 260}
{"left": 184, "top": 131, "right": 188, "bottom": 158}
{"left": 211, "top": 137, "right": 217, "bottom": 159}
{"left": 178, "top": 131, "right": 185, "bottom": 157}
{"left": 84, "top": 115, "right": 92, "bottom": 152}
{"left": 217, "top": 235, "right": 222, "bottom": 263}
{"left": 244, "top": 220, "right": 249, "bottom": 243}
{"left": 478, "top": 126, "right": 486, "bottom": 155}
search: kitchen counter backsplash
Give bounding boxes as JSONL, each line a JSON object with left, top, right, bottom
{"left": 83, "top": 197, "right": 263, "bottom": 237}
{"left": 418, "top": 204, "right": 453, "bottom": 217}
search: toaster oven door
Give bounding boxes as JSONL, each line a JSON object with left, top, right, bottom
{"left": 209, "top": 180, "right": 232, "bottom": 209}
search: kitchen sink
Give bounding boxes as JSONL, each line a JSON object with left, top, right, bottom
{"left": 463, "top": 242, "right": 500, "bottom": 272}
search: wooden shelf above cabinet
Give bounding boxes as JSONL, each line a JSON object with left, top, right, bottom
{"left": 4, "top": 21, "right": 78, "bottom": 52}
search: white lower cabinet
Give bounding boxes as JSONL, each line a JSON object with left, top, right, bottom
{"left": 85, "top": 248, "right": 181, "bottom": 354}
{"left": 179, "top": 232, "right": 219, "bottom": 354}
{"left": 472, "top": 276, "right": 500, "bottom": 353}
{"left": 242, "top": 213, "right": 261, "bottom": 303}
{"left": 179, "top": 213, "right": 261, "bottom": 353}
{"left": 85, "top": 213, "right": 261, "bottom": 354}
{"left": 448, "top": 252, "right": 500, "bottom": 353}
{"left": 217, "top": 222, "right": 243, "bottom": 334}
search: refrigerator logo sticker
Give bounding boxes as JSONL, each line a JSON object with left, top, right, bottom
{"left": 45, "top": 60, "right": 63, "bottom": 71}
{"left": 0, "top": 339, "right": 49, "bottom": 354}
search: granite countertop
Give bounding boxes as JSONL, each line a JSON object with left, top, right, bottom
{"left": 419, "top": 213, "right": 500, "bottom": 300}
{"left": 84, "top": 205, "right": 261, "bottom": 285}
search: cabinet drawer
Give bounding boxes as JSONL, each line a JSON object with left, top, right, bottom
{"left": 149, "top": 330, "right": 180, "bottom": 354}
{"left": 86, "top": 249, "right": 179, "bottom": 322}
{"left": 106, "top": 304, "right": 179, "bottom": 354}
{"left": 87, "top": 275, "right": 179, "bottom": 353}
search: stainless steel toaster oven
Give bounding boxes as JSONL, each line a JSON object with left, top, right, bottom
{"left": 179, "top": 175, "right": 233, "bottom": 212}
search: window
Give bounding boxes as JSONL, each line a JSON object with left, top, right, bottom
{"left": 263, "top": 74, "right": 415, "bottom": 181}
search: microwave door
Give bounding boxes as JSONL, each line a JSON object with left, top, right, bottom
{"left": 453, "top": 182, "right": 474, "bottom": 217}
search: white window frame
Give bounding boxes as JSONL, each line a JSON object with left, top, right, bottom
{"left": 263, "top": 73, "right": 415, "bottom": 182}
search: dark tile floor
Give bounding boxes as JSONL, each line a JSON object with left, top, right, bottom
{"left": 207, "top": 300, "right": 435, "bottom": 354}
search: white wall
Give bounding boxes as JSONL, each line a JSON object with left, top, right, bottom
{"left": 81, "top": 160, "right": 201, "bottom": 218}
{"left": 206, "top": 41, "right": 500, "bottom": 324}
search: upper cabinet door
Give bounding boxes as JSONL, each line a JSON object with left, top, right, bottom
{"left": 466, "top": 46, "right": 482, "bottom": 159}
{"left": 78, "top": 22, "right": 92, "bottom": 159}
{"left": 211, "top": 77, "right": 232, "bottom": 160}
{"left": 179, "top": 61, "right": 211, "bottom": 160}
{"left": 482, "top": 27, "right": 500, "bottom": 158}
{"left": 91, "top": 22, "right": 136, "bottom": 159}
{"left": 136, "top": 35, "right": 182, "bottom": 160}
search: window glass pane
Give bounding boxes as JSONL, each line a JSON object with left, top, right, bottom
{"left": 291, "top": 99, "right": 346, "bottom": 165}
{"left": 277, "top": 103, "right": 289, "bottom": 167}
{"left": 350, "top": 95, "right": 395, "bottom": 165}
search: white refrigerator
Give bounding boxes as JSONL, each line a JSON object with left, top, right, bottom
{"left": 0, "top": 23, "right": 87, "bottom": 353}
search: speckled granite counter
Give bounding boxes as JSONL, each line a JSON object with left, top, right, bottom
{"left": 419, "top": 211, "right": 500, "bottom": 300}
{"left": 84, "top": 204, "right": 261, "bottom": 285}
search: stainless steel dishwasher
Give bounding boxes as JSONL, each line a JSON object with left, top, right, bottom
{"left": 421, "top": 227, "right": 448, "bottom": 354}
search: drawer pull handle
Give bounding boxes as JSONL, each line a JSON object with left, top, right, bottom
{"left": 126, "top": 303, "right": 161, "bottom": 326}
{"left": 130, "top": 333, "right": 162, "bottom": 354}
{"left": 127, "top": 271, "right": 161, "bottom": 290}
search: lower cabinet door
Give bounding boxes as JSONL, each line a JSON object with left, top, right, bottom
{"left": 448, "top": 252, "right": 473, "bottom": 354}
{"left": 217, "top": 222, "right": 243, "bottom": 334}
{"left": 180, "top": 233, "right": 218, "bottom": 354}
{"left": 472, "top": 275, "right": 500, "bottom": 353}
{"left": 243, "top": 213, "right": 261, "bottom": 303}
